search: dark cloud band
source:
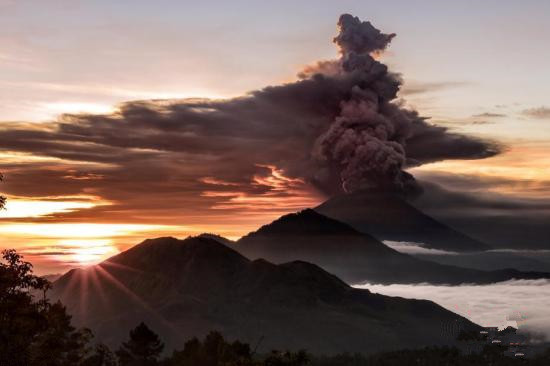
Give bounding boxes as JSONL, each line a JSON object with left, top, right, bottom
{"left": 0, "top": 14, "right": 501, "bottom": 222}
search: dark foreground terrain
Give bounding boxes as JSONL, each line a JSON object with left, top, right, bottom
{"left": 3, "top": 247, "right": 550, "bottom": 366}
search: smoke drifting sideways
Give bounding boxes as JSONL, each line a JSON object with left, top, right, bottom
{"left": 0, "top": 14, "right": 501, "bottom": 207}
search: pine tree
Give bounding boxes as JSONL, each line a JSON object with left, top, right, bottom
{"left": 169, "top": 331, "right": 257, "bottom": 366}
{"left": 29, "top": 301, "right": 93, "bottom": 365}
{"left": 117, "top": 322, "right": 165, "bottom": 366}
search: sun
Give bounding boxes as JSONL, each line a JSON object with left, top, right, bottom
{"left": 58, "top": 239, "right": 119, "bottom": 265}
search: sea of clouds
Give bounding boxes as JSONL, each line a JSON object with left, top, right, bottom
{"left": 384, "top": 241, "right": 550, "bottom": 272}
{"left": 355, "top": 279, "right": 550, "bottom": 341}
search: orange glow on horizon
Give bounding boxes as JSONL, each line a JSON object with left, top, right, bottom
{"left": 0, "top": 221, "right": 265, "bottom": 274}
{"left": 202, "top": 164, "right": 323, "bottom": 212}
{"left": 412, "top": 143, "right": 550, "bottom": 197}
{"left": 0, "top": 198, "right": 98, "bottom": 218}
{"left": 0, "top": 223, "right": 182, "bottom": 238}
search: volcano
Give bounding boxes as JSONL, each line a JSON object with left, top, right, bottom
{"left": 315, "top": 191, "right": 491, "bottom": 252}
{"left": 50, "top": 236, "right": 477, "bottom": 354}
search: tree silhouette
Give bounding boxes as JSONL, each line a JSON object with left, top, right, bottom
{"left": 264, "top": 350, "right": 310, "bottom": 366}
{"left": 83, "top": 343, "right": 118, "bottom": 366}
{"left": 0, "top": 249, "right": 45, "bottom": 365}
{"left": 117, "top": 322, "right": 165, "bottom": 366}
{"left": 0, "top": 249, "right": 91, "bottom": 366}
{"left": 29, "top": 301, "right": 93, "bottom": 365}
{"left": 170, "top": 330, "right": 255, "bottom": 366}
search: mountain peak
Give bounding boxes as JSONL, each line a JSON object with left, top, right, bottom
{"left": 102, "top": 235, "right": 249, "bottom": 278}
{"left": 197, "top": 233, "right": 235, "bottom": 246}
{"left": 241, "top": 208, "right": 360, "bottom": 239}
{"left": 316, "top": 191, "right": 491, "bottom": 252}
{"left": 234, "top": 209, "right": 400, "bottom": 283}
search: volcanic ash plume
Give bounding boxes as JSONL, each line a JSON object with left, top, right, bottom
{"left": 314, "top": 14, "right": 424, "bottom": 194}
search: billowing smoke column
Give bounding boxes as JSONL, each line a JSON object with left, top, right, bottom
{"left": 315, "top": 14, "right": 421, "bottom": 194}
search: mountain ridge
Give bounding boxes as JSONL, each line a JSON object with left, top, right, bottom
{"left": 234, "top": 209, "right": 550, "bottom": 285}
{"left": 50, "top": 236, "right": 478, "bottom": 354}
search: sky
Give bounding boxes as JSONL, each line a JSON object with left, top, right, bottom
{"left": 1, "top": 0, "right": 550, "bottom": 274}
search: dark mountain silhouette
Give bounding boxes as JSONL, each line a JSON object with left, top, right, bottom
{"left": 50, "top": 236, "right": 478, "bottom": 355}
{"left": 315, "top": 191, "right": 491, "bottom": 252}
{"left": 234, "top": 209, "right": 550, "bottom": 285}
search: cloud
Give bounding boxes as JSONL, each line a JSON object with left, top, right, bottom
{"left": 488, "top": 249, "right": 550, "bottom": 255}
{"left": 404, "top": 126, "right": 501, "bottom": 168}
{"left": 469, "top": 120, "right": 496, "bottom": 125}
{"left": 472, "top": 112, "right": 506, "bottom": 118}
{"left": 356, "top": 279, "right": 550, "bottom": 341}
{"left": 0, "top": 14, "right": 500, "bottom": 225}
{"left": 383, "top": 241, "right": 459, "bottom": 255}
{"left": 399, "top": 81, "right": 470, "bottom": 96}
{"left": 522, "top": 106, "right": 550, "bottom": 119}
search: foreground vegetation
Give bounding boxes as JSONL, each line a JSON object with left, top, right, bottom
{"left": 2, "top": 249, "right": 550, "bottom": 366}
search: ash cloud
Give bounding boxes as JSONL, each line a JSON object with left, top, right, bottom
{"left": 0, "top": 14, "right": 501, "bottom": 222}
{"left": 409, "top": 173, "right": 550, "bottom": 250}
{"left": 334, "top": 14, "right": 395, "bottom": 56}
{"left": 312, "top": 14, "right": 500, "bottom": 194}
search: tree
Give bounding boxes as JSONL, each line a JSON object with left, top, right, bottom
{"left": 83, "top": 344, "right": 118, "bottom": 366}
{"left": 0, "top": 248, "right": 52, "bottom": 365}
{"left": 263, "top": 350, "right": 309, "bottom": 366}
{"left": 117, "top": 322, "right": 165, "bottom": 366}
{"left": 169, "top": 331, "right": 257, "bottom": 366}
{"left": 0, "top": 249, "right": 91, "bottom": 366}
{"left": 28, "top": 301, "right": 93, "bottom": 365}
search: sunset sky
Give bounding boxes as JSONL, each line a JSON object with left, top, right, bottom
{"left": 1, "top": 0, "right": 550, "bottom": 274}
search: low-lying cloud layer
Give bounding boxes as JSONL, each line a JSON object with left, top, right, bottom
{"left": 383, "top": 241, "right": 459, "bottom": 255}
{"left": 0, "top": 14, "right": 500, "bottom": 227}
{"left": 385, "top": 239, "right": 550, "bottom": 272}
{"left": 357, "top": 279, "right": 550, "bottom": 341}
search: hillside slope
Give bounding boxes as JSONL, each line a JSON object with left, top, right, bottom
{"left": 316, "top": 191, "right": 491, "bottom": 252}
